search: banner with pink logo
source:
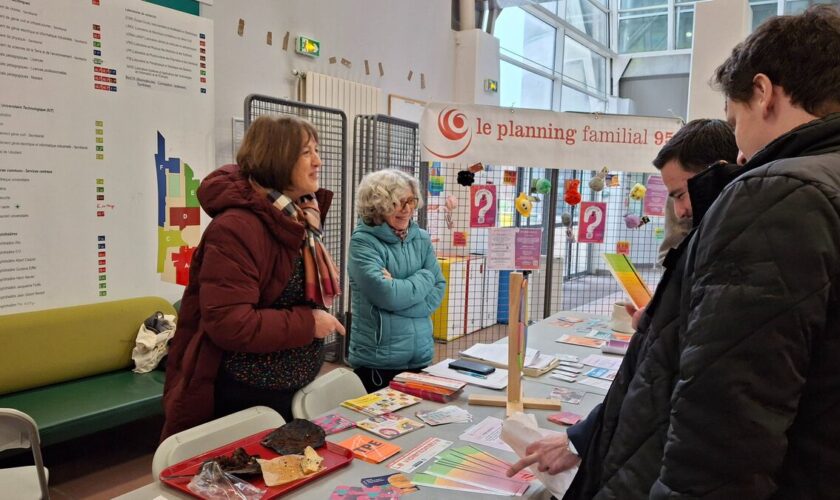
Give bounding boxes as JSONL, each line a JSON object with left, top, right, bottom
{"left": 420, "top": 103, "right": 682, "bottom": 173}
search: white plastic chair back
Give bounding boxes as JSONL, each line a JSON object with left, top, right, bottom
{"left": 291, "top": 368, "right": 366, "bottom": 419}
{"left": 152, "top": 405, "right": 285, "bottom": 480}
{"left": 0, "top": 408, "right": 50, "bottom": 500}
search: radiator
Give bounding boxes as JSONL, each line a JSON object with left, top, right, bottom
{"left": 300, "top": 71, "right": 380, "bottom": 119}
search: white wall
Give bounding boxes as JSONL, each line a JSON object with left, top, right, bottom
{"left": 620, "top": 75, "right": 690, "bottom": 120}
{"left": 454, "top": 29, "right": 501, "bottom": 106}
{"left": 201, "top": 0, "right": 456, "bottom": 164}
{"left": 687, "top": 0, "right": 751, "bottom": 120}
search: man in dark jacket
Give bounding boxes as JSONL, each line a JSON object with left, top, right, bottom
{"left": 512, "top": 6, "right": 840, "bottom": 499}
{"left": 650, "top": 6, "right": 840, "bottom": 498}
{"left": 508, "top": 121, "right": 739, "bottom": 498}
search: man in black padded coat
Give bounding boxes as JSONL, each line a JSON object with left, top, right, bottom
{"left": 508, "top": 120, "right": 740, "bottom": 498}
{"left": 510, "top": 6, "right": 840, "bottom": 499}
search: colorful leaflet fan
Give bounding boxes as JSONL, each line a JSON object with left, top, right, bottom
{"left": 602, "top": 253, "right": 652, "bottom": 308}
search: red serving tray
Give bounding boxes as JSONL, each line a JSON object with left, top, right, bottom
{"left": 160, "top": 428, "right": 354, "bottom": 499}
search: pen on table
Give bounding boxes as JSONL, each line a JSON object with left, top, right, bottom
{"left": 452, "top": 368, "right": 486, "bottom": 379}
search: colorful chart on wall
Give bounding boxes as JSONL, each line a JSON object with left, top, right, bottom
{"left": 0, "top": 0, "right": 214, "bottom": 314}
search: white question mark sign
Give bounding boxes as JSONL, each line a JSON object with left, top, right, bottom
{"left": 474, "top": 188, "right": 493, "bottom": 224}
{"left": 583, "top": 205, "right": 603, "bottom": 239}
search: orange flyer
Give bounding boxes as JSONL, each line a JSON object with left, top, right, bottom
{"left": 602, "top": 253, "right": 652, "bottom": 308}
{"left": 337, "top": 434, "right": 401, "bottom": 464}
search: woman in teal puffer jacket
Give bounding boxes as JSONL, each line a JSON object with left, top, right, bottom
{"left": 348, "top": 169, "right": 446, "bottom": 392}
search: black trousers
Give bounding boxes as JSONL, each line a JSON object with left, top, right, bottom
{"left": 353, "top": 365, "right": 424, "bottom": 393}
{"left": 213, "top": 369, "right": 296, "bottom": 423}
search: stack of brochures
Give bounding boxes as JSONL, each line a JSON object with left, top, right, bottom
{"left": 389, "top": 372, "right": 466, "bottom": 403}
{"left": 340, "top": 388, "right": 421, "bottom": 416}
{"left": 459, "top": 343, "right": 559, "bottom": 377}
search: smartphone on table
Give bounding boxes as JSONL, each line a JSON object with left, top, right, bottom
{"left": 448, "top": 359, "right": 496, "bottom": 375}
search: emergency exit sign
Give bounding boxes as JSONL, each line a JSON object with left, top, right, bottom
{"left": 296, "top": 36, "right": 320, "bottom": 58}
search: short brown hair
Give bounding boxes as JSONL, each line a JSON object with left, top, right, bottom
{"left": 236, "top": 115, "right": 318, "bottom": 192}
{"left": 652, "top": 119, "right": 738, "bottom": 173}
{"left": 713, "top": 5, "right": 840, "bottom": 117}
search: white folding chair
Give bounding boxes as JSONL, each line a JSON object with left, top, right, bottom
{"left": 152, "top": 406, "right": 285, "bottom": 481}
{"left": 0, "top": 408, "right": 49, "bottom": 500}
{"left": 291, "top": 368, "right": 367, "bottom": 419}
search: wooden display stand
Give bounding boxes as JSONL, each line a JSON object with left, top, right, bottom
{"left": 468, "top": 272, "right": 562, "bottom": 415}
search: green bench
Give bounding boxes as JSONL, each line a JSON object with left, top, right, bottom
{"left": 0, "top": 297, "right": 176, "bottom": 445}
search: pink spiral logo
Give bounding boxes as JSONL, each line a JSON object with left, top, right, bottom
{"left": 425, "top": 107, "right": 473, "bottom": 159}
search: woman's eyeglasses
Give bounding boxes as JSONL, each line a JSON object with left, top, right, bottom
{"left": 396, "top": 197, "right": 419, "bottom": 211}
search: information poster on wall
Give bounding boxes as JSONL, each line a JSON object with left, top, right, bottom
{"left": 470, "top": 184, "right": 496, "bottom": 228}
{"left": 643, "top": 175, "right": 667, "bottom": 216}
{"left": 487, "top": 228, "right": 542, "bottom": 270}
{"left": 0, "top": 0, "right": 214, "bottom": 314}
{"left": 578, "top": 202, "right": 607, "bottom": 244}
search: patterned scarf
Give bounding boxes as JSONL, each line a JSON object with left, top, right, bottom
{"left": 267, "top": 190, "right": 340, "bottom": 308}
{"left": 392, "top": 226, "right": 408, "bottom": 241}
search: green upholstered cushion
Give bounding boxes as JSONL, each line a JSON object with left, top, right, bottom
{"left": 0, "top": 370, "right": 166, "bottom": 445}
{"left": 0, "top": 297, "right": 176, "bottom": 395}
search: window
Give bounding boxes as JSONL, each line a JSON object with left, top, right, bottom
{"left": 500, "top": 60, "right": 554, "bottom": 109}
{"left": 561, "top": 85, "right": 607, "bottom": 112}
{"left": 785, "top": 0, "right": 840, "bottom": 14}
{"left": 621, "top": 0, "right": 666, "bottom": 8}
{"left": 618, "top": 9, "right": 667, "bottom": 52}
{"left": 616, "top": 0, "right": 705, "bottom": 52}
{"left": 496, "top": 7, "right": 556, "bottom": 71}
{"left": 749, "top": 0, "right": 778, "bottom": 29}
{"left": 563, "top": 37, "right": 607, "bottom": 93}
{"left": 495, "top": 2, "right": 611, "bottom": 115}
{"left": 675, "top": 0, "right": 695, "bottom": 49}
{"left": 565, "top": 0, "right": 609, "bottom": 44}
{"left": 618, "top": 0, "right": 668, "bottom": 53}
{"left": 536, "top": 0, "right": 563, "bottom": 15}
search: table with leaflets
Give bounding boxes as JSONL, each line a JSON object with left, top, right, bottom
{"left": 115, "top": 311, "right": 622, "bottom": 500}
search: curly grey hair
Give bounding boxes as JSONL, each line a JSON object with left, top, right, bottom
{"left": 355, "top": 169, "right": 424, "bottom": 225}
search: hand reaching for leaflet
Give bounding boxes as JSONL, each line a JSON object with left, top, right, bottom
{"left": 313, "top": 309, "right": 345, "bottom": 339}
{"left": 506, "top": 433, "right": 581, "bottom": 477}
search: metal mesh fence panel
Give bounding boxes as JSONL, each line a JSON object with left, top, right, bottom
{"left": 352, "top": 115, "right": 426, "bottom": 226}
{"left": 244, "top": 94, "right": 348, "bottom": 362}
{"left": 347, "top": 115, "right": 667, "bottom": 363}
{"left": 421, "top": 164, "right": 665, "bottom": 362}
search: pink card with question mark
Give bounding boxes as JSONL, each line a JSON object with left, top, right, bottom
{"left": 470, "top": 184, "right": 497, "bottom": 228}
{"left": 578, "top": 202, "right": 607, "bottom": 243}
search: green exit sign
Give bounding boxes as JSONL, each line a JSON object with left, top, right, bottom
{"left": 296, "top": 36, "right": 320, "bottom": 58}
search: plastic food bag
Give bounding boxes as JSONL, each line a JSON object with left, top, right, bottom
{"left": 187, "top": 461, "right": 265, "bottom": 500}
{"left": 132, "top": 311, "right": 176, "bottom": 373}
